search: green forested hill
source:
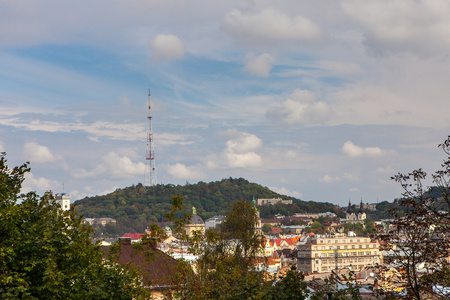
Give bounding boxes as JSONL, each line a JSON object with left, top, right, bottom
{"left": 74, "top": 177, "right": 337, "bottom": 235}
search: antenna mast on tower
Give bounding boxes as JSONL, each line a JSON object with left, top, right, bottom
{"left": 144, "top": 88, "right": 157, "bottom": 187}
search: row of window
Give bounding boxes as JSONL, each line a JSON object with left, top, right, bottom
{"left": 298, "top": 250, "right": 378, "bottom": 258}
{"left": 318, "top": 239, "right": 369, "bottom": 244}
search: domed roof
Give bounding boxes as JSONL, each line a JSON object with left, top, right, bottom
{"left": 189, "top": 214, "right": 204, "bottom": 225}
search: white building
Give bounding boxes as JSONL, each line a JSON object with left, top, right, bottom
{"left": 55, "top": 193, "right": 70, "bottom": 211}
{"left": 297, "top": 235, "right": 382, "bottom": 274}
{"left": 205, "top": 215, "right": 225, "bottom": 230}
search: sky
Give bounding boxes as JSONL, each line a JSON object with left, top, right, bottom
{"left": 1, "top": 0, "right": 450, "bottom": 207}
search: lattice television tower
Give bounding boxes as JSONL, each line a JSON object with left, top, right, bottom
{"left": 144, "top": 88, "right": 157, "bottom": 187}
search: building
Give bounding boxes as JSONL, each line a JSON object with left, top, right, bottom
{"left": 257, "top": 198, "right": 293, "bottom": 206}
{"left": 297, "top": 235, "right": 382, "bottom": 274}
{"left": 205, "top": 215, "right": 225, "bottom": 231}
{"left": 183, "top": 207, "right": 205, "bottom": 237}
{"left": 55, "top": 193, "right": 70, "bottom": 211}
{"left": 82, "top": 217, "right": 116, "bottom": 226}
{"left": 343, "top": 200, "right": 366, "bottom": 224}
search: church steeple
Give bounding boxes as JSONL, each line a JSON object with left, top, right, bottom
{"left": 347, "top": 199, "right": 352, "bottom": 213}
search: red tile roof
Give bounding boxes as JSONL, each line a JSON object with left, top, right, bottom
{"left": 122, "top": 233, "right": 145, "bottom": 240}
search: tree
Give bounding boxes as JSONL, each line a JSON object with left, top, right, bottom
{"left": 171, "top": 199, "right": 268, "bottom": 299}
{"left": 0, "top": 154, "right": 149, "bottom": 299}
{"left": 380, "top": 136, "right": 450, "bottom": 299}
{"left": 262, "top": 223, "right": 273, "bottom": 234}
{"left": 266, "top": 266, "right": 309, "bottom": 300}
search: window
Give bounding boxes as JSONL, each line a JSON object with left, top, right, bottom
{"left": 315, "top": 260, "right": 319, "bottom": 265}
{"left": 337, "top": 246, "right": 340, "bottom": 250}
{"left": 344, "top": 245, "right": 347, "bottom": 249}
{"left": 352, "top": 245, "right": 355, "bottom": 249}
{"left": 359, "top": 245, "right": 362, "bottom": 249}
{"left": 366, "top": 245, "right": 369, "bottom": 248}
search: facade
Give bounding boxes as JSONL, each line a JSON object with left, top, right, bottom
{"left": 297, "top": 236, "right": 382, "bottom": 274}
{"left": 82, "top": 217, "right": 116, "bottom": 226}
{"left": 205, "top": 215, "right": 225, "bottom": 231}
{"left": 257, "top": 198, "right": 293, "bottom": 206}
{"left": 343, "top": 200, "right": 366, "bottom": 224}
{"left": 55, "top": 193, "right": 70, "bottom": 211}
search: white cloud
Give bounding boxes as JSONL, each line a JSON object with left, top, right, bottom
{"left": 270, "top": 186, "right": 302, "bottom": 199}
{"left": 0, "top": 117, "right": 146, "bottom": 141}
{"left": 206, "top": 130, "right": 263, "bottom": 169}
{"left": 224, "top": 130, "right": 262, "bottom": 153}
{"left": 150, "top": 34, "right": 185, "bottom": 61}
{"left": 22, "top": 172, "right": 59, "bottom": 194}
{"left": 244, "top": 52, "right": 276, "bottom": 77}
{"left": 23, "top": 142, "right": 56, "bottom": 163}
{"left": 225, "top": 151, "right": 262, "bottom": 168}
{"left": 343, "top": 173, "right": 360, "bottom": 182}
{"left": 72, "top": 152, "right": 145, "bottom": 179}
{"left": 320, "top": 174, "right": 343, "bottom": 183}
{"left": 167, "top": 163, "right": 205, "bottom": 180}
{"left": 223, "top": 8, "right": 321, "bottom": 46}
{"left": 376, "top": 166, "right": 396, "bottom": 174}
{"left": 349, "top": 187, "right": 360, "bottom": 193}
{"left": 266, "top": 89, "right": 331, "bottom": 125}
{"left": 342, "top": 0, "right": 450, "bottom": 57}
{"left": 341, "top": 141, "right": 395, "bottom": 158}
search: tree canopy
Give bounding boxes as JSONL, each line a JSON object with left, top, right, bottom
{"left": 0, "top": 154, "right": 148, "bottom": 299}
{"left": 75, "top": 178, "right": 338, "bottom": 236}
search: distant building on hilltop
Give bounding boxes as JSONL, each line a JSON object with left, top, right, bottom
{"left": 205, "top": 215, "right": 225, "bottom": 231}
{"left": 257, "top": 198, "right": 293, "bottom": 206}
{"left": 82, "top": 217, "right": 116, "bottom": 226}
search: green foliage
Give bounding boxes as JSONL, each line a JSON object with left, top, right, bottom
{"left": 0, "top": 154, "right": 149, "bottom": 299}
{"left": 262, "top": 223, "right": 273, "bottom": 234}
{"left": 265, "top": 266, "right": 309, "bottom": 300}
{"left": 163, "top": 196, "right": 312, "bottom": 300}
{"left": 76, "top": 178, "right": 343, "bottom": 236}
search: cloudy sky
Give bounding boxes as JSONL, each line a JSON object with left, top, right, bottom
{"left": 1, "top": 0, "right": 450, "bottom": 206}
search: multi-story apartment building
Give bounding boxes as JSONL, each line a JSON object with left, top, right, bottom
{"left": 297, "top": 236, "right": 382, "bottom": 274}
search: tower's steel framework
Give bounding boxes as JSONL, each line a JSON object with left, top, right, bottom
{"left": 144, "top": 89, "right": 157, "bottom": 187}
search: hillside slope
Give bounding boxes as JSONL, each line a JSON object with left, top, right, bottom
{"left": 74, "top": 177, "right": 336, "bottom": 234}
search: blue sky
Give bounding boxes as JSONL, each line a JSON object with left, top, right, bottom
{"left": 1, "top": 0, "right": 450, "bottom": 206}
